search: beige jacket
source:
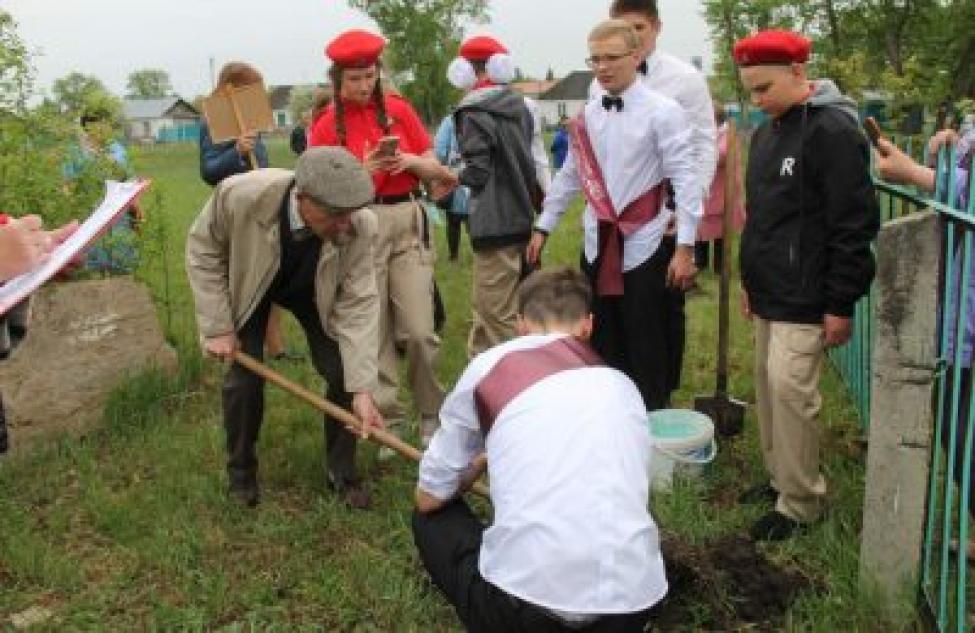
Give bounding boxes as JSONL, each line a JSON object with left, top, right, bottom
{"left": 186, "top": 168, "right": 379, "bottom": 393}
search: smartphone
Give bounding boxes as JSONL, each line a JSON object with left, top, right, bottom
{"left": 377, "top": 135, "right": 400, "bottom": 157}
{"left": 863, "top": 117, "right": 882, "bottom": 148}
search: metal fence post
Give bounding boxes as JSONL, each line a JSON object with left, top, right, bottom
{"left": 860, "top": 210, "right": 941, "bottom": 609}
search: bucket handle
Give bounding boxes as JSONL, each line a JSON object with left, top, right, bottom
{"left": 655, "top": 438, "right": 718, "bottom": 465}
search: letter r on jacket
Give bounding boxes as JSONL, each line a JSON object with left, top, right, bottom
{"left": 780, "top": 157, "right": 795, "bottom": 177}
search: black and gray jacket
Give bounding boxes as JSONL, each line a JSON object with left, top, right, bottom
{"left": 454, "top": 86, "right": 539, "bottom": 251}
{"left": 740, "top": 79, "right": 880, "bottom": 323}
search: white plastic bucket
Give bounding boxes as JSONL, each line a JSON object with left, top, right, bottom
{"left": 647, "top": 409, "right": 717, "bottom": 492}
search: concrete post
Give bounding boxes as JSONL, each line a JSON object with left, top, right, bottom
{"left": 860, "top": 211, "right": 940, "bottom": 605}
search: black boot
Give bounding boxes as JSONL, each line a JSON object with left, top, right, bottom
{"left": 228, "top": 469, "right": 259, "bottom": 507}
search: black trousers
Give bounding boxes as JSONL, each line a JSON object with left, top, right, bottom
{"left": 583, "top": 238, "right": 680, "bottom": 411}
{"left": 412, "top": 500, "right": 653, "bottom": 633}
{"left": 446, "top": 211, "right": 468, "bottom": 261}
{"left": 222, "top": 292, "right": 357, "bottom": 488}
{"left": 943, "top": 366, "right": 975, "bottom": 519}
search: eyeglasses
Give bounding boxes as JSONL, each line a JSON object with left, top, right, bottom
{"left": 585, "top": 53, "right": 629, "bottom": 68}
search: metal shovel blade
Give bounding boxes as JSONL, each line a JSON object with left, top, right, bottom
{"left": 694, "top": 394, "right": 746, "bottom": 438}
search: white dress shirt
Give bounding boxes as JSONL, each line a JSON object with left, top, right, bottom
{"left": 537, "top": 79, "right": 701, "bottom": 270}
{"left": 418, "top": 334, "right": 667, "bottom": 617}
{"left": 589, "top": 49, "right": 718, "bottom": 198}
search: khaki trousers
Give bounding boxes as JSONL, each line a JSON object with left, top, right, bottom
{"left": 468, "top": 245, "right": 524, "bottom": 358}
{"left": 753, "top": 317, "right": 827, "bottom": 523}
{"left": 372, "top": 199, "right": 444, "bottom": 422}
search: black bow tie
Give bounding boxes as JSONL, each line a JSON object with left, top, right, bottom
{"left": 638, "top": 60, "right": 648, "bottom": 75}
{"left": 602, "top": 95, "right": 624, "bottom": 112}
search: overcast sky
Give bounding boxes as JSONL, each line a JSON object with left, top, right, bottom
{"left": 5, "top": 0, "right": 713, "bottom": 99}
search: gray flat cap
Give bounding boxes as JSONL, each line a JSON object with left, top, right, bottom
{"left": 295, "top": 146, "right": 375, "bottom": 212}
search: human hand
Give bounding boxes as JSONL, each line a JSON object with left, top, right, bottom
{"left": 436, "top": 169, "right": 460, "bottom": 190}
{"left": 823, "top": 314, "right": 852, "bottom": 348}
{"left": 0, "top": 214, "right": 54, "bottom": 281}
{"left": 666, "top": 244, "right": 698, "bottom": 290}
{"left": 459, "top": 452, "right": 488, "bottom": 492}
{"left": 48, "top": 220, "right": 84, "bottom": 273}
{"left": 387, "top": 151, "right": 419, "bottom": 176}
{"left": 363, "top": 142, "right": 397, "bottom": 174}
{"left": 235, "top": 132, "right": 257, "bottom": 157}
{"left": 427, "top": 177, "right": 457, "bottom": 201}
{"left": 351, "top": 392, "right": 385, "bottom": 440}
{"left": 526, "top": 231, "right": 547, "bottom": 266}
{"left": 928, "top": 129, "right": 961, "bottom": 163}
{"left": 204, "top": 333, "right": 239, "bottom": 362}
{"left": 49, "top": 220, "right": 80, "bottom": 246}
{"left": 874, "top": 138, "right": 935, "bottom": 192}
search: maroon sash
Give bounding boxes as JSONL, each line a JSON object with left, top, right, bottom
{"left": 568, "top": 113, "right": 665, "bottom": 297}
{"left": 474, "top": 337, "right": 603, "bottom": 436}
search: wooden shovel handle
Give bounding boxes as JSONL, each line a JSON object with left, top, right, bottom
{"left": 716, "top": 120, "right": 737, "bottom": 395}
{"left": 231, "top": 351, "right": 490, "bottom": 498}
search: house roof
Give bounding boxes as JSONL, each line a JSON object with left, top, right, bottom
{"left": 539, "top": 71, "right": 594, "bottom": 101}
{"left": 123, "top": 97, "right": 199, "bottom": 120}
{"left": 510, "top": 80, "right": 557, "bottom": 98}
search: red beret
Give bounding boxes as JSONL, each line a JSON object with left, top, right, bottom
{"left": 326, "top": 30, "right": 386, "bottom": 67}
{"left": 459, "top": 36, "right": 508, "bottom": 62}
{"left": 733, "top": 30, "right": 811, "bottom": 66}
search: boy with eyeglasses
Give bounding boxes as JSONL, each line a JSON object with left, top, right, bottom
{"left": 595, "top": 0, "right": 717, "bottom": 406}
{"left": 527, "top": 19, "right": 701, "bottom": 413}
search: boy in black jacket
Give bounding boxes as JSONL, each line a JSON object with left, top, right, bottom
{"left": 734, "top": 30, "right": 879, "bottom": 541}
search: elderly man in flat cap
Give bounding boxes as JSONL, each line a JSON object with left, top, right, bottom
{"left": 186, "top": 146, "right": 385, "bottom": 509}
{"left": 734, "top": 30, "right": 879, "bottom": 540}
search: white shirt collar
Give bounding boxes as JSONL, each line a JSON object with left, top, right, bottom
{"left": 643, "top": 49, "right": 662, "bottom": 78}
{"left": 594, "top": 76, "right": 648, "bottom": 105}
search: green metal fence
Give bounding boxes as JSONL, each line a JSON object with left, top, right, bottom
{"left": 830, "top": 139, "right": 974, "bottom": 631}
{"left": 921, "top": 145, "right": 975, "bottom": 633}
{"left": 828, "top": 140, "right": 932, "bottom": 430}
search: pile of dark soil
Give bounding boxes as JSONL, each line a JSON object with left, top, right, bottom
{"left": 650, "top": 534, "right": 813, "bottom": 631}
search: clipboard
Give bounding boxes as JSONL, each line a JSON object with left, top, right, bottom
{"left": 0, "top": 180, "right": 151, "bottom": 316}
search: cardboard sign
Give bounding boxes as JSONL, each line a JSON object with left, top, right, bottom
{"left": 202, "top": 81, "right": 274, "bottom": 143}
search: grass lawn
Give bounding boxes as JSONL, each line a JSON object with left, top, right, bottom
{"left": 0, "top": 137, "right": 919, "bottom": 630}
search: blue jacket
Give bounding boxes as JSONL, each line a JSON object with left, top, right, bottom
{"left": 433, "top": 115, "right": 470, "bottom": 216}
{"left": 199, "top": 120, "right": 268, "bottom": 186}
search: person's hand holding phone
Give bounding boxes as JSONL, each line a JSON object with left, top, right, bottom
{"left": 863, "top": 117, "right": 882, "bottom": 149}
{"left": 377, "top": 135, "right": 399, "bottom": 158}
{"left": 364, "top": 136, "right": 401, "bottom": 174}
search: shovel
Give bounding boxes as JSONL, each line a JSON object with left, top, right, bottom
{"left": 694, "top": 120, "right": 746, "bottom": 437}
{"left": 233, "top": 350, "right": 490, "bottom": 498}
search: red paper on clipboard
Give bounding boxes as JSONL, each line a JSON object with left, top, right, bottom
{"left": 0, "top": 179, "right": 151, "bottom": 316}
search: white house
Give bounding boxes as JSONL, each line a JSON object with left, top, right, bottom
{"left": 536, "top": 71, "right": 593, "bottom": 129}
{"left": 268, "top": 84, "right": 332, "bottom": 129}
{"left": 123, "top": 97, "right": 200, "bottom": 144}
